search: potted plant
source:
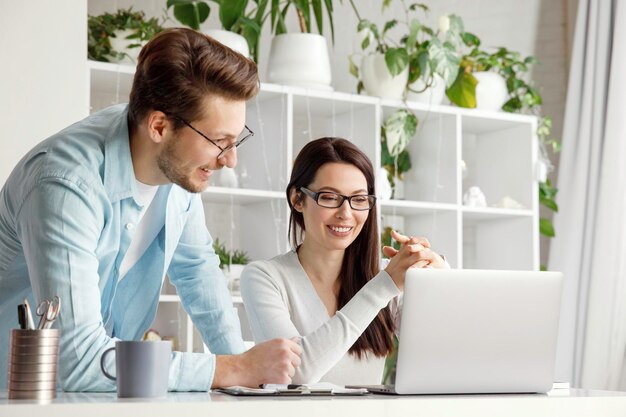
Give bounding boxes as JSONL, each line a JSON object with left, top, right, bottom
{"left": 166, "top": 0, "right": 268, "bottom": 62}
{"left": 446, "top": 40, "right": 541, "bottom": 112}
{"left": 212, "top": 238, "right": 250, "bottom": 295}
{"left": 348, "top": 2, "right": 474, "bottom": 102}
{"left": 88, "top": 7, "right": 164, "bottom": 64}
{"left": 266, "top": 0, "right": 336, "bottom": 90}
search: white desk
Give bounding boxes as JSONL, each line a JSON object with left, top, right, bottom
{"left": 1, "top": 388, "right": 626, "bottom": 417}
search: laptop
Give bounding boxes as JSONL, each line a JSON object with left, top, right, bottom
{"left": 350, "top": 268, "right": 563, "bottom": 395}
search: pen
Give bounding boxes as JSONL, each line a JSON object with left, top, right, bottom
{"left": 259, "top": 384, "right": 304, "bottom": 390}
{"left": 23, "top": 299, "right": 35, "bottom": 330}
{"left": 17, "top": 304, "right": 27, "bottom": 330}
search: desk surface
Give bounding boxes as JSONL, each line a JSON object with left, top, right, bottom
{"left": 2, "top": 388, "right": 626, "bottom": 417}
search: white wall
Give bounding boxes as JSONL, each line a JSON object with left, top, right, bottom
{"left": 0, "top": 0, "right": 89, "bottom": 185}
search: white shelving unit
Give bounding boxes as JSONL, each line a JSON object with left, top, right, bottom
{"left": 89, "top": 60, "right": 540, "bottom": 352}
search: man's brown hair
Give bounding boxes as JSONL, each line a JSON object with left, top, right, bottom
{"left": 128, "top": 27, "right": 259, "bottom": 131}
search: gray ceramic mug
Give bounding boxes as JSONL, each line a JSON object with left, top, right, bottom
{"left": 100, "top": 340, "right": 172, "bottom": 398}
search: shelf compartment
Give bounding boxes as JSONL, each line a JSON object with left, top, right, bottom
{"left": 461, "top": 115, "right": 535, "bottom": 210}
{"left": 291, "top": 94, "right": 379, "bottom": 166}
{"left": 381, "top": 208, "right": 459, "bottom": 268}
{"left": 462, "top": 214, "right": 535, "bottom": 270}
{"left": 381, "top": 106, "right": 458, "bottom": 204}
{"left": 203, "top": 198, "right": 288, "bottom": 263}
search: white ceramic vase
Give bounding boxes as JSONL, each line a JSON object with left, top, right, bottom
{"left": 473, "top": 71, "right": 508, "bottom": 111}
{"left": 376, "top": 167, "right": 393, "bottom": 200}
{"left": 407, "top": 74, "right": 446, "bottom": 105}
{"left": 205, "top": 29, "right": 249, "bottom": 58}
{"left": 225, "top": 264, "right": 245, "bottom": 295}
{"left": 267, "top": 33, "right": 332, "bottom": 91}
{"left": 361, "top": 53, "right": 409, "bottom": 100}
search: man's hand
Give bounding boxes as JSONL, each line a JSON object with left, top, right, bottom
{"left": 212, "top": 338, "right": 302, "bottom": 388}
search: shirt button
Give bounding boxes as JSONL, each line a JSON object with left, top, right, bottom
{"left": 125, "top": 223, "right": 134, "bottom": 231}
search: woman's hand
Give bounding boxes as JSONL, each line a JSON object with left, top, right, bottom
{"left": 383, "top": 239, "right": 427, "bottom": 291}
{"left": 382, "top": 230, "right": 447, "bottom": 269}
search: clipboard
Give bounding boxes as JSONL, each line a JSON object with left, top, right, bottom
{"left": 216, "top": 383, "right": 370, "bottom": 396}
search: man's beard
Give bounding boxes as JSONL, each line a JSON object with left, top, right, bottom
{"left": 156, "top": 138, "right": 207, "bottom": 193}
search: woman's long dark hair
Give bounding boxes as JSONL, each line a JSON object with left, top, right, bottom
{"left": 287, "top": 137, "right": 395, "bottom": 358}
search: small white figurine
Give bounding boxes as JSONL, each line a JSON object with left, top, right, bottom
{"left": 377, "top": 167, "right": 393, "bottom": 200}
{"left": 217, "top": 167, "right": 239, "bottom": 188}
{"left": 494, "top": 196, "right": 525, "bottom": 210}
{"left": 463, "top": 186, "right": 487, "bottom": 207}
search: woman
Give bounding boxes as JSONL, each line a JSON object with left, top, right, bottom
{"left": 240, "top": 137, "right": 447, "bottom": 385}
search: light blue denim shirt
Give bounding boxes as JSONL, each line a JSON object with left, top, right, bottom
{"left": 0, "top": 104, "right": 245, "bottom": 391}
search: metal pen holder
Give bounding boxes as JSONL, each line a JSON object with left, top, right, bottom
{"left": 7, "top": 328, "right": 60, "bottom": 400}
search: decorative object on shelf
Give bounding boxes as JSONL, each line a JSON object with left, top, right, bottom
{"left": 376, "top": 167, "right": 393, "bottom": 200}
{"left": 493, "top": 196, "right": 525, "bottom": 210}
{"left": 463, "top": 186, "right": 487, "bottom": 208}
{"left": 460, "top": 159, "right": 468, "bottom": 179}
{"left": 216, "top": 167, "right": 239, "bottom": 188}
{"left": 88, "top": 8, "right": 164, "bottom": 63}
{"left": 166, "top": 0, "right": 266, "bottom": 61}
{"left": 381, "top": 110, "right": 414, "bottom": 199}
{"left": 267, "top": 1, "right": 336, "bottom": 90}
{"left": 143, "top": 328, "right": 162, "bottom": 341}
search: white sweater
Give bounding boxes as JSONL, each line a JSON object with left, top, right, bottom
{"left": 240, "top": 250, "right": 401, "bottom": 385}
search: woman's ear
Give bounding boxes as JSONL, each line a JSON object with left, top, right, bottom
{"left": 290, "top": 188, "right": 304, "bottom": 212}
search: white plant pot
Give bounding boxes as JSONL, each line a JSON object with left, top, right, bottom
{"left": 205, "top": 29, "right": 249, "bottom": 58}
{"left": 473, "top": 71, "right": 508, "bottom": 111}
{"left": 361, "top": 53, "right": 408, "bottom": 100}
{"left": 109, "top": 29, "right": 142, "bottom": 64}
{"left": 225, "top": 264, "right": 246, "bottom": 296}
{"left": 407, "top": 74, "right": 446, "bottom": 105}
{"left": 267, "top": 33, "right": 332, "bottom": 91}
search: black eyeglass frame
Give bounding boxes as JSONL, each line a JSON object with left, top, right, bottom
{"left": 172, "top": 115, "right": 254, "bottom": 159}
{"left": 299, "top": 187, "right": 377, "bottom": 211}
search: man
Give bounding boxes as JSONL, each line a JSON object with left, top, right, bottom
{"left": 0, "top": 28, "right": 301, "bottom": 391}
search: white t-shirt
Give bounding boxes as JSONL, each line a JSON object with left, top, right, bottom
{"left": 118, "top": 180, "right": 163, "bottom": 281}
{"left": 240, "top": 250, "right": 402, "bottom": 385}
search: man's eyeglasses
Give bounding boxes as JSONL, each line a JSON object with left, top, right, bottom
{"left": 172, "top": 115, "right": 254, "bottom": 159}
{"left": 300, "top": 187, "right": 376, "bottom": 211}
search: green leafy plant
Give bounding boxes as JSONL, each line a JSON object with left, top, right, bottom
{"left": 381, "top": 109, "right": 415, "bottom": 194}
{"left": 446, "top": 42, "right": 541, "bottom": 111}
{"left": 166, "top": 0, "right": 210, "bottom": 30}
{"left": 231, "top": 249, "right": 250, "bottom": 265}
{"left": 88, "top": 8, "right": 164, "bottom": 62}
{"left": 212, "top": 238, "right": 250, "bottom": 267}
{"left": 166, "top": 0, "right": 268, "bottom": 62}
{"left": 270, "top": 0, "right": 337, "bottom": 42}
{"left": 213, "top": 238, "right": 231, "bottom": 268}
